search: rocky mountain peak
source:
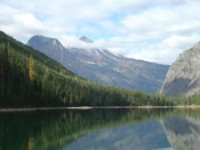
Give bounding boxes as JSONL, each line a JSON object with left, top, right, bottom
{"left": 28, "top": 35, "right": 64, "bottom": 51}
{"left": 161, "top": 41, "right": 200, "bottom": 96}
{"left": 28, "top": 35, "right": 45, "bottom": 42}
{"left": 79, "top": 36, "right": 93, "bottom": 43}
{"left": 193, "top": 41, "right": 200, "bottom": 51}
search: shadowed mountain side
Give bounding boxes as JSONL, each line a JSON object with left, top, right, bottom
{"left": 161, "top": 78, "right": 192, "bottom": 96}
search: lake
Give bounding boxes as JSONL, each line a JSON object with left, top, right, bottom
{"left": 0, "top": 108, "right": 200, "bottom": 150}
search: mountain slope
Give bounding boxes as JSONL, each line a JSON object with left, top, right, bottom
{"left": 161, "top": 42, "right": 200, "bottom": 96}
{"left": 0, "top": 31, "right": 173, "bottom": 107}
{"left": 28, "top": 35, "right": 169, "bottom": 93}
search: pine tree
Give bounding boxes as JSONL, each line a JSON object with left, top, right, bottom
{"left": 0, "top": 46, "right": 9, "bottom": 102}
{"left": 28, "top": 55, "right": 35, "bottom": 81}
{"left": 0, "top": 46, "right": 5, "bottom": 100}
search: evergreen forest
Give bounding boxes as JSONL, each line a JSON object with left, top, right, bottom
{"left": 0, "top": 31, "right": 178, "bottom": 107}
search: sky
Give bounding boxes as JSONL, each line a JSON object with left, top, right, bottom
{"left": 1, "top": 0, "right": 200, "bottom": 64}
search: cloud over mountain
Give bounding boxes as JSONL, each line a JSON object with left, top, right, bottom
{"left": 1, "top": 0, "right": 200, "bottom": 64}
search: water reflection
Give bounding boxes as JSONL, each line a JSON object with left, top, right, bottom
{"left": 63, "top": 120, "right": 171, "bottom": 150}
{"left": 162, "top": 112, "right": 200, "bottom": 150}
{"left": 0, "top": 108, "right": 199, "bottom": 150}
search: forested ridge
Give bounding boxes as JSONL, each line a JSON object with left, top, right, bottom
{"left": 0, "top": 31, "right": 174, "bottom": 107}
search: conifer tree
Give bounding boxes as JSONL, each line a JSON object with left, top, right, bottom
{"left": 0, "top": 46, "right": 4, "bottom": 100}
{"left": 28, "top": 55, "right": 35, "bottom": 81}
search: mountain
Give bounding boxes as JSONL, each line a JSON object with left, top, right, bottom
{"left": 79, "top": 36, "right": 93, "bottom": 43}
{"left": 161, "top": 42, "right": 200, "bottom": 96}
{"left": 28, "top": 35, "right": 169, "bottom": 93}
{"left": 0, "top": 31, "right": 173, "bottom": 107}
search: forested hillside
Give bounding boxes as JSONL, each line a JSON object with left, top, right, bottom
{"left": 0, "top": 31, "right": 173, "bottom": 107}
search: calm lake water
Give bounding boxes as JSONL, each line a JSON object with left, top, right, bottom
{"left": 0, "top": 108, "right": 200, "bottom": 150}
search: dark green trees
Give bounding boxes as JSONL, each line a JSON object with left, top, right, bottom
{"left": 0, "top": 31, "right": 175, "bottom": 107}
{"left": 0, "top": 44, "right": 9, "bottom": 102}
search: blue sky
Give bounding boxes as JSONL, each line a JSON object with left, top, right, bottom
{"left": 1, "top": 0, "right": 200, "bottom": 64}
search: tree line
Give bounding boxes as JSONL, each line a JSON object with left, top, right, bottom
{"left": 0, "top": 31, "right": 175, "bottom": 107}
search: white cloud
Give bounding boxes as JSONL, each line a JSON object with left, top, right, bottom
{"left": 60, "top": 35, "right": 90, "bottom": 49}
{"left": 107, "top": 34, "right": 200, "bottom": 64}
{"left": 0, "top": 0, "right": 200, "bottom": 64}
{"left": 0, "top": 4, "right": 45, "bottom": 40}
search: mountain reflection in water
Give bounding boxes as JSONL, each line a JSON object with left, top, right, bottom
{"left": 0, "top": 108, "right": 200, "bottom": 150}
{"left": 63, "top": 120, "right": 171, "bottom": 150}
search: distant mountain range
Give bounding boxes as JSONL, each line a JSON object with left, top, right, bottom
{"left": 161, "top": 41, "right": 200, "bottom": 96}
{"left": 0, "top": 30, "right": 172, "bottom": 107}
{"left": 28, "top": 35, "right": 169, "bottom": 93}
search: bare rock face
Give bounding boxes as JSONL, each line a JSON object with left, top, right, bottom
{"left": 161, "top": 42, "right": 200, "bottom": 96}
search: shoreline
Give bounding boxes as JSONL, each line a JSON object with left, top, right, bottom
{"left": 0, "top": 105, "right": 200, "bottom": 112}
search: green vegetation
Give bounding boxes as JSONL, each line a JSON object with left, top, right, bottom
{"left": 171, "top": 94, "right": 200, "bottom": 106}
{"left": 0, "top": 31, "right": 175, "bottom": 107}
